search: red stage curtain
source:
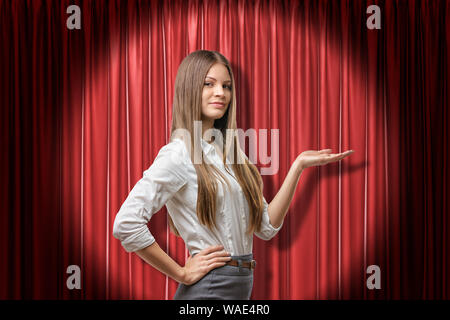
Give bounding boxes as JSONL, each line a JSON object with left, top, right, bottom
{"left": 0, "top": 0, "right": 449, "bottom": 299}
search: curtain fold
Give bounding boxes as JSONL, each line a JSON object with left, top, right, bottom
{"left": 0, "top": 0, "right": 448, "bottom": 300}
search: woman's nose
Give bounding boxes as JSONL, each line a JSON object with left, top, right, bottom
{"left": 214, "top": 85, "right": 225, "bottom": 96}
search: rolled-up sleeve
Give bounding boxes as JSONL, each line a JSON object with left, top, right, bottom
{"left": 254, "top": 196, "right": 283, "bottom": 240}
{"left": 113, "top": 142, "right": 187, "bottom": 252}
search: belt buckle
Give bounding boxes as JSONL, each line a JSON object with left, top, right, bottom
{"left": 250, "top": 260, "right": 256, "bottom": 270}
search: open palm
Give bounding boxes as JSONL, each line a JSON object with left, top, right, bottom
{"left": 297, "top": 148, "right": 354, "bottom": 170}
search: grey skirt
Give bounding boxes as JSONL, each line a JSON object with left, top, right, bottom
{"left": 173, "top": 253, "right": 254, "bottom": 300}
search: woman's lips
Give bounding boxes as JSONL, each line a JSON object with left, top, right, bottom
{"left": 210, "top": 102, "right": 225, "bottom": 108}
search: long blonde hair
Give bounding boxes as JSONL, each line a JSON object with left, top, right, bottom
{"left": 169, "top": 50, "right": 264, "bottom": 236}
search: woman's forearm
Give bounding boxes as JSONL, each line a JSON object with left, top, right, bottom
{"left": 267, "top": 159, "right": 304, "bottom": 228}
{"left": 135, "top": 241, "right": 186, "bottom": 284}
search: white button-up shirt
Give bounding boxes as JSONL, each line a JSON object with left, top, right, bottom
{"left": 112, "top": 138, "right": 283, "bottom": 256}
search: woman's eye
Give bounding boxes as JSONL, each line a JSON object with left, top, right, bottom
{"left": 204, "top": 82, "right": 231, "bottom": 90}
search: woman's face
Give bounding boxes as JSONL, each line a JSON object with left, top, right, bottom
{"left": 201, "top": 63, "right": 232, "bottom": 126}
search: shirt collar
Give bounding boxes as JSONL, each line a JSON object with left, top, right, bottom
{"left": 200, "top": 138, "right": 215, "bottom": 156}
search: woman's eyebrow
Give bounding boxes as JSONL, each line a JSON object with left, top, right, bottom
{"left": 205, "top": 76, "right": 231, "bottom": 83}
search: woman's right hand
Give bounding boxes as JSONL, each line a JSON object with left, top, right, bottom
{"left": 181, "top": 245, "right": 232, "bottom": 285}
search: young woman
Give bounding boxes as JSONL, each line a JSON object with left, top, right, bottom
{"left": 112, "top": 50, "right": 354, "bottom": 300}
